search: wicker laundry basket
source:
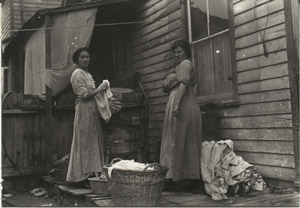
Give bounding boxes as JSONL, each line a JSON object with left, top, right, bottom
{"left": 103, "top": 158, "right": 168, "bottom": 206}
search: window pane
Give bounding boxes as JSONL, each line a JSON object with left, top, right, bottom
{"left": 190, "top": 0, "right": 208, "bottom": 41}
{"left": 192, "top": 33, "right": 233, "bottom": 97}
{"left": 212, "top": 32, "right": 232, "bottom": 94}
{"left": 208, "top": 0, "right": 229, "bottom": 35}
{"left": 192, "top": 40, "right": 214, "bottom": 96}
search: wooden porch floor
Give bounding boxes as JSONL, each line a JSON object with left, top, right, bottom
{"left": 90, "top": 188, "right": 300, "bottom": 207}
{"left": 40, "top": 176, "right": 300, "bottom": 207}
{"left": 158, "top": 189, "right": 300, "bottom": 207}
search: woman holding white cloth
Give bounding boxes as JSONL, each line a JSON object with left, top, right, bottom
{"left": 66, "top": 47, "right": 109, "bottom": 182}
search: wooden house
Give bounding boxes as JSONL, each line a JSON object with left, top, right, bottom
{"left": 1, "top": 0, "right": 63, "bottom": 93}
{"left": 2, "top": 0, "right": 299, "bottom": 189}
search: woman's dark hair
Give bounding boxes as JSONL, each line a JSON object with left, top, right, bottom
{"left": 171, "top": 39, "right": 191, "bottom": 58}
{"left": 72, "top": 47, "right": 90, "bottom": 64}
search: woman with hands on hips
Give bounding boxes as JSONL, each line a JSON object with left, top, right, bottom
{"left": 66, "top": 47, "right": 108, "bottom": 182}
{"left": 160, "top": 40, "right": 202, "bottom": 187}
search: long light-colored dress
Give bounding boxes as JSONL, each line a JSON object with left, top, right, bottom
{"left": 66, "top": 68, "right": 105, "bottom": 182}
{"left": 160, "top": 59, "right": 202, "bottom": 181}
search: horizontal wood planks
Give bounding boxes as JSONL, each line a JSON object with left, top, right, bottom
{"left": 218, "top": 0, "right": 294, "bottom": 183}
{"left": 1, "top": 92, "right": 75, "bottom": 177}
{"left": 2, "top": 109, "right": 75, "bottom": 177}
{"left": 132, "top": 0, "right": 183, "bottom": 161}
{"left": 2, "top": 113, "right": 46, "bottom": 175}
{"left": 7, "top": 0, "right": 61, "bottom": 33}
{"left": 2, "top": 0, "right": 12, "bottom": 39}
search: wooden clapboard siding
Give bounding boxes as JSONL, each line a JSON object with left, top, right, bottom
{"left": 149, "top": 113, "right": 164, "bottom": 123}
{"left": 220, "top": 114, "right": 292, "bottom": 129}
{"left": 218, "top": 101, "right": 291, "bottom": 118}
{"left": 236, "top": 37, "right": 287, "bottom": 61}
{"left": 254, "top": 164, "right": 295, "bottom": 182}
{"left": 220, "top": 129, "right": 293, "bottom": 141}
{"left": 234, "top": 0, "right": 284, "bottom": 26}
{"left": 238, "top": 89, "right": 290, "bottom": 104}
{"left": 52, "top": 110, "right": 74, "bottom": 160}
{"left": 133, "top": 20, "right": 182, "bottom": 53}
{"left": 237, "top": 63, "right": 289, "bottom": 84}
{"left": 142, "top": 69, "right": 169, "bottom": 83}
{"left": 233, "top": 0, "right": 269, "bottom": 15}
{"left": 238, "top": 76, "right": 290, "bottom": 94}
{"left": 151, "top": 103, "right": 167, "bottom": 114}
{"left": 233, "top": 140, "right": 293, "bottom": 154}
{"left": 134, "top": 0, "right": 180, "bottom": 33}
{"left": 2, "top": 93, "right": 75, "bottom": 177}
{"left": 131, "top": 0, "right": 184, "bottom": 161}
{"left": 235, "top": 10, "right": 285, "bottom": 39}
{"left": 137, "top": 57, "right": 175, "bottom": 76}
{"left": 133, "top": 40, "right": 175, "bottom": 63}
{"left": 133, "top": 51, "right": 170, "bottom": 71}
{"left": 237, "top": 50, "right": 288, "bottom": 72}
{"left": 1, "top": 0, "right": 12, "bottom": 39}
{"left": 132, "top": 9, "right": 182, "bottom": 43}
{"left": 236, "top": 152, "right": 295, "bottom": 168}
{"left": 149, "top": 96, "right": 169, "bottom": 105}
{"left": 145, "top": 87, "right": 165, "bottom": 99}
{"left": 2, "top": 109, "right": 75, "bottom": 177}
{"left": 8, "top": 0, "right": 62, "bottom": 33}
{"left": 218, "top": 0, "right": 294, "bottom": 183}
{"left": 2, "top": 112, "right": 46, "bottom": 176}
{"left": 133, "top": 29, "right": 182, "bottom": 57}
{"left": 142, "top": 79, "right": 165, "bottom": 91}
{"left": 235, "top": 23, "right": 286, "bottom": 49}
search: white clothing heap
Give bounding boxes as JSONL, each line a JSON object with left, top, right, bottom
{"left": 108, "top": 160, "right": 154, "bottom": 178}
{"left": 201, "top": 140, "right": 266, "bottom": 200}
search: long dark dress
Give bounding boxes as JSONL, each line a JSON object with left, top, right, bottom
{"left": 66, "top": 68, "right": 105, "bottom": 182}
{"left": 160, "top": 59, "right": 202, "bottom": 181}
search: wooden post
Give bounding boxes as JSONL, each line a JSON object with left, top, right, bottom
{"left": 228, "top": 0, "right": 238, "bottom": 101}
{"left": 180, "top": 0, "right": 189, "bottom": 42}
{"left": 19, "top": 43, "right": 25, "bottom": 93}
{"left": 284, "top": 0, "right": 300, "bottom": 189}
{"left": 45, "top": 15, "right": 53, "bottom": 173}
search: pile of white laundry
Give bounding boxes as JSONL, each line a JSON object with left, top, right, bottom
{"left": 107, "top": 160, "right": 154, "bottom": 178}
{"left": 201, "top": 140, "right": 266, "bottom": 200}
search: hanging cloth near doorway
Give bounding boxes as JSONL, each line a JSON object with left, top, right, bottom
{"left": 44, "top": 8, "right": 98, "bottom": 98}
{"left": 24, "top": 25, "right": 47, "bottom": 95}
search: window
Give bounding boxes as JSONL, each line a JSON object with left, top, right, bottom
{"left": 187, "top": 0, "right": 236, "bottom": 104}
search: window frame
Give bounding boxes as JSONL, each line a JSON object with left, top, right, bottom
{"left": 186, "top": 0, "right": 239, "bottom": 106}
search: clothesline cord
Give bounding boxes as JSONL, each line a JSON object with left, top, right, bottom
{"left": 7, "top": 19, "right": 170, "bottom": 33}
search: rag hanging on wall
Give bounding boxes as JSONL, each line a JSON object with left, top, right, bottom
{"left": 254, "top": 0, "right": 271, "bottom": 57}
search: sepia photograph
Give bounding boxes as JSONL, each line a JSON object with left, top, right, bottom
{"left": 1, "top": 0, "right": 299, "bottom": 207}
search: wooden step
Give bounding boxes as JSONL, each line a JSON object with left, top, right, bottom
{"left": 41, "top": 175, "right": 113, "bottom": 206}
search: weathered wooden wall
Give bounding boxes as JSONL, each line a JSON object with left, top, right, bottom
{"left": 218, "top": 0, "right": 295, "bottom": 184}
{"left": 2, "top": 91, "right": 148, "bottom": 177}
{"left": 131, "top": 0, "right": 183, "bottom": 161}
{"left": 2, "top": 0, "right": 12, "bottom": 40}
{"left": 2, "top": 92, "right": 74, "bottom": 177}
{"left": 1, "top": 0, "right": 62, "bottom": 40}
{"left": 132, "top": 0, "right": 296, "bottom": 185}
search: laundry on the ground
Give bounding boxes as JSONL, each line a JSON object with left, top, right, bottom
{"left": 201, "top": 140, "right": 266, "bottom": 200}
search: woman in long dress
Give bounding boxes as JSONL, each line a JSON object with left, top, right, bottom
{"left": 160, "top": 40, "right": 202, "bottom": 183}
{"left": 66, "top": 47, "right": 108, "bottom": 182}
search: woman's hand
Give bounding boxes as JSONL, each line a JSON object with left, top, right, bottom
{"left": 95, "top": 82, "right": 108, "bottom": 93}
{"left": 173, "top": 104, "right": 180, "bottom": 117}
